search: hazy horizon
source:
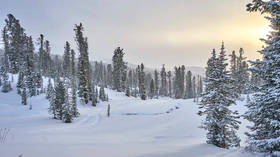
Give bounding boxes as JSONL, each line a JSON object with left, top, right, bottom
{"left": 0, "top": 0, "right": 268, "bottom": 68}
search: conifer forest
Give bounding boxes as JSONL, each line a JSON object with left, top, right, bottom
{"left": 0, "top": 0, "right": 279, "bottom": 157}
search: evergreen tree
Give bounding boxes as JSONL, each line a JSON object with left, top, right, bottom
{"left": 159, "top": 64, "right": 168, "bottom": 96}
{"left": 154, "top": 70, "right": 159, "bottom": 98}
{"left": 1, "top": 66, "right": 11, "bottom": 93}
{"left": 91, "top": 84, "right": 97, "bottom": 106}
{"left": 70, "top": 49, "right": 78, "bottom": 117}
{"left": 74, "top": 23, "right": 90, "bottom": 104}
{"left": 125, "top": 84, "right": 130, "bottom": 97}
{"left": 17, "top": 71, "right": 24, "bottom": 94}
{"left": 138, "top": 63, "right": 146, "bottom": 100}
{"left": 3, "top": 14, "right": 26, "bottom": 74}
{"left": 112, "top": 47, "right": 127, "bottom": 92}
{"left": 63, "top": 41, "right": 71, "bottom": 78}
{"left": 99, "top": 86, "right": 106, "bottom": 101}
{"left": 149, "top": 79, "right": 155, "bottom": 99}
{"left": 46, "top": 79, "right": 54, "bottom": 100}
{"left": 185, "top": 71, "right": 193, "bottom": 98}
{"left": 21, "top": 87, "right": 27, "bottom": 105}
{"left": 244, "top": 1, "right": 280, "bottom": 155}
{"left": 62, "top": 82, "right": 73, "bottom": 123}
{"left": 198, "top": 43, "right": 240, "bottom": 149}
{"left": 167, "top": 71, "right": 172, "bottom": 97}
{"left": 53, "top": 81, "right": 65, "bottom": 120}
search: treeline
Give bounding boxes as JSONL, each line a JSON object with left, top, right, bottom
{"left": 92, "top": 55, "right": 203, "bottom": 100}
{"left": 0, "top": 14, "right": 203, "bottom": 123}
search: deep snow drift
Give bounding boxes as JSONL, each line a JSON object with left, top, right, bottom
{"left": 0, "top": 77, "right": 261, "bottom": 157}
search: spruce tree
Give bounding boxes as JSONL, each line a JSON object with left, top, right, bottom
{"left": 198, "top": 43, "right": 240, "bottom": 149}
{"left": 159, "top": 65, "right": 168, "bottom": 96}
{"left": 244, "top": 1, "right": 280, "bottom": 155}
{"left": 154, "top": 70, "right": 159, "bottom": 98}
{"left": 112, "top": 47, "right": 127, "bottom": 92}
{"left": 70, "top": 49, "right": 78, "bottom": 117}
{"left": 185, "top": 71, "right": 193, "bottom": 98}
{"left": 138, "top": 63, "right": 146, "bottom": 100}
{"left": 46, "top": 79, "right": 54, "bottom": 100}
{"left": 167, "top": 71, "right": 172, "bottom": 97}
{"left": 63, "top": 41, "right": 71, "bottom": 78}
{"left": 149, "top": 79, "right": 155, "bottom": 99}
{"left": 74, "top": 23, "right": 90, "bottom": 104}
{"left": 125, "top": 84, "right": 130, "bottom": 97}
{"left": 53, "top": 81, "right": 65, "bottom": 120}
{"left": 22, "top": 87, "right": 27, "bottom": 105}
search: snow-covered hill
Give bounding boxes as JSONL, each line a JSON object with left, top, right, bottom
{"left": 0, "top": 77, "right": 260, "bottom": 157}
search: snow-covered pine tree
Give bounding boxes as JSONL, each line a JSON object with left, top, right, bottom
{"left": 46, "top": 79, "right": 54, "bottom": 100}
{"left": 62, "top": 80, "right": 73, "bottom": 123}
{"left": 99, "top": 86, "right": 106, "bottom": 101}
{"left": 63, "top": 41, "right": 71, "bottom": 78}
{"left": 17, "top": 71, "right": 24, "bottom": 94}
{"left": 106, "top": 64, "right": 113, "bottom": 88}
{"left": 112, "top": 47, "right": 127, "bottom": 92}
{"left": 138, "top": 63, "right": 146, "bottom": 100}
{"left": 180, "top": 65, "right": 185, "bottom": 98}
{"left": 74, "top": 23, "right": 90, "bottom": 104}
{"left": 229, "top": 50, "right": 239, "bottom": 97}
{"left": 198, "top": 44, "right": 240, "bottom": 149}
{"left": 159, "top": 64, "right": 168, "bottom": 96}
{"left": 167, "top": 71, "right": 172, "bottom": 97}
{"left": 3, "top": 14, "right": 25, "bottom": 74}
{"left": 244, "top": 1, "right": 280, "bottom": 155}
{"left": 54, "top": 81, "right": 65, "bottom": 120}
{"left": 125, "top": 83, "right": 130, "bottom": 97}
{"left": 1, "top": 66, "right": 11, "bottom": 93}
{"left": 236, "top": 48, "right": 249, "bottom": 94}
{"left": 174, "top": 66, "right": 181, "bottom": 99}
{"left": 149, "top": 79, "right": 155, "bottom": 99}
{"left": 154, "top": 70, "right": 159, "bottom": 98}
{"left": 70, "top": 49, "right": 79, "bottom": 117}
{"left": 185, "top": 71, "right": 193, "bottom": 98}
{"left": 21, "top": 86, "right": 27, "bottom": 106}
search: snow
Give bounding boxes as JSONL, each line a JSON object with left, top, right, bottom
{"left": 0, "top": 76, "right": 261, "bottom": 157}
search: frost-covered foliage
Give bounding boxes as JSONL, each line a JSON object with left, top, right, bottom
{"left": 198, "top": 44, "right": 241, "bottom": 149}
{"left": 244, "top": 0, "right": 280, "bottom": 155}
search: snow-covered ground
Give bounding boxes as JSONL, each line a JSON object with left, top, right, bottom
{"left": 0, "top": 77, "right": 261, "bottom": 157}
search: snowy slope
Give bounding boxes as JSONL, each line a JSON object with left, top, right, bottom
{"left": 0, "top": 77, "right": 260, "bottom": 157}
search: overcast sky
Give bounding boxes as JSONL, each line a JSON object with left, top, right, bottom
{"left": 0, "top": 0, "right": 269, "bottom": 68}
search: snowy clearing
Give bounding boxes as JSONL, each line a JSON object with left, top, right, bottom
{"left": 0, "top": 81, "right": 260, "bottom": 157}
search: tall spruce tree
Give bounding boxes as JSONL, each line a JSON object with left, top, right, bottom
{"left": 154, "top": 70, "right": 159, "bottom": 98}
{"left": 185, "top": 71, "right": 193, "bottom": 98}
{"left": 198, "top": 43, "right": 240, "bottom": 149}
{"left": 167, "top": 71, "right": 172, "bottom": 97}
{"left": 149, "top": 79, "right": 155, "bottom": 99}
{"left": 63, "top": 42, "right": 71, "bottom": 78}
{"left": 74, "top": 23, "right": 90, "bottom": 104}
{"left": 138, "top": 63, "right": 146, "bottom": 100}
{"left": 159, "top": 64, "right": 168, "bottom": 96}
{"left": 112, "top": 47, "right": 127, "bottom": 92}
{"left": 244, "top": 1, "right": 280, "bottom": 155}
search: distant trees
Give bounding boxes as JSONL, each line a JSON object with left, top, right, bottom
{"left": 159, "top": 65, "right": 168, "bottom": 96}
{"left": 198, "top": 43, "right": 240, "bottom": 149}
{"left": 229, "top": 48, "right": 249, "bottom": 97}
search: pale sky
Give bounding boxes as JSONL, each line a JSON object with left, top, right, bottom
{"left": 0, "top": 0, "right": 269, "bottom": 68}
